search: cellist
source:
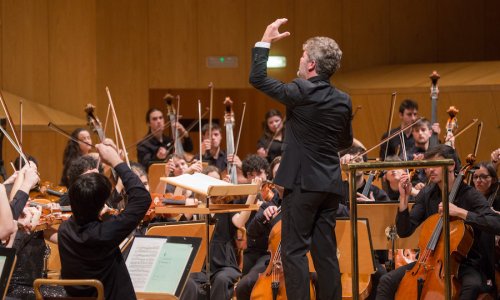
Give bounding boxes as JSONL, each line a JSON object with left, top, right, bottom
{"left": 376, "top": 145, "right": 500, "bottom": 300}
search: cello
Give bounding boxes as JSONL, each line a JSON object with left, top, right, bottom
{"left": 394, "top": 161, "right": 475, "bottom": 300}
{"left": 250, "top": 218, "right": 316, "bottom": 300}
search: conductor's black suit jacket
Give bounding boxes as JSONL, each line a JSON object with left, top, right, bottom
{"left": 249, "top": 46, "right": 353, "bottom": 195}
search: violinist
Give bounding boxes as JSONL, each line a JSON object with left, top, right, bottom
{"left": 382, "top": 156, "right": 419, "bottom": 200}
{"left": 189, "top": 165, "right": 260, "bottom": 300}
{"left": 256, "top": 109, "right": 284, "bottom": 163}
{"left": 59, "top": 155, "right": 98, "bottom": 206}
{"left": 379, "top": 99, "right": 419, "bottom": 159}
{"left": 201, "top": 122, "right": 227, "bottom": 172}
{"left": 376, "top": 145, "right": 500, "bottom": 300}
{"left": 58, "top": 143, "right": 151, "bottom": 300}
{"left": 250, "top": 18, "right": 352, "bottom": 300}
{"left": 236, "top": 156, "right": 281, "bottom": 300}
{"left": 340, "top": 146, "right": 390, "bottom": 202}
{"left": 60, "top": 128, "right": 92, "bottom": 187}
{"left": 137, "top": 108, "right": 193, "bottom": 170}
{"left": 471, "top": 162, "right": 500, "bottom": 297}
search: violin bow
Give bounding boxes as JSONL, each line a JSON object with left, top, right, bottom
{"left": 453, "top": 118, "right": 479, "bottom": 139}
{"left": 383, "top": 92, "right": 397, "bottom": 160}
{"left": 234, "top": 102, "right": 247, "bottom": 160}
{"left": 103, "top": 103, "right": 111, "bottom": 134}
{"left": 198, "top": 100, "right": 203, "bottom": 162}
{"left": 351, "top": 105, "right": 362, "bottom": 120}
{"left": 352, "top": 117, "right": 423, "bottom": 161}
{"left": 0, "top": 126, "right": 29, "bottom": 165}
{"left": 175, "top": 95, "right": 181, "bottom": 153}
{"left": 166, "top": 107, "right": 210, "bottom": 153}
{"left": 106, "top": 86, "right": 130, "bottom": 167}
{"left": 48, "top": 122, "right": 95, "bottom": 149}
{"left": 0, "top": 91, "right": 24, "bottom": 156}
{"left": 19, "top": 99, "right": 24, "bottom": 170}
{"left": 208, "top": 82, "right": 214, "bottom": 143}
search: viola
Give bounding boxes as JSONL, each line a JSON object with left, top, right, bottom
{"left": 260, "top": 181, "right": 276, "bottom": 202}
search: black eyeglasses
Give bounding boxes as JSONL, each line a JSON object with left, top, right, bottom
{"left": 472, "top": 174, "right": 492, "bottom": 181}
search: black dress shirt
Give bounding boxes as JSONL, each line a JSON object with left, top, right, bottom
{"left": 379, "top": 128, "right": 414, "bottom": 159}
{"left": 396, "top": 181, "right": 500, "bottom": 269}
{"left": 257, "top": 135, "right": 284, "bottom": 163}
{"left": 58, "top": 163, "right": 151, "bottom": 300}
{"left": 202, "top": 149, "right": 228, "bottom": 173}
{"left": 137, "top": 134, "right": 193, "bottom": 170}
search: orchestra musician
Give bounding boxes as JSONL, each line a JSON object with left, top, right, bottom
{"left": 0, "top": 183, "right": 15, "bottom": 240}
{"left": 250, "top": 18, "right": 353, "bottom": 299}
{"left": 236, "top": 156, "right": 282, "bottom": 300}
{"left": 376, "top": 145, "right": 500, "bottom": 300}
{"left": 60, "top": 128, "right": 93, "bottom": 187}
{"left": 201, "top": 122, "right": 227, "bottom": 172}
{"left": 58, "top": 143, "right": 151, "bottom": 300}
{"left": 137, "top": 108, "right": 193, "bottom": 170}
{"left": 256, "top": 109, "right": 284, "bottom": 163}
{"left": 58, "top": 155, "right": 98, "bottom": 206}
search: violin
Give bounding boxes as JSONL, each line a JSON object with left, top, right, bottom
{"left": 20, "top": 199, "right": 71, "bottom": 232}
{"left": 29, "top": 181, "right": 67, "bottom": 203}
{"left": 395, "top": 161, "right": 475, "bottom": 299}
{"left": 260, "top": 181, "right": 276, "bottom": 202}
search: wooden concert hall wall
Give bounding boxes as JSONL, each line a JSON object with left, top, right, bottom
{"left": 0, "top": 0, "right": 499, "bottom": 182}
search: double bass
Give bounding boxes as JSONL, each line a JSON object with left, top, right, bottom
{"left": 395, "top": 161, "right": 475, "bottom": 300}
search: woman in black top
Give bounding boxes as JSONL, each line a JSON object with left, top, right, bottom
{"left": 60, "top": 128, "right": 92, "bottom": 187}
{"left": 256, "top": 109, "right": 284, "bottom": 163}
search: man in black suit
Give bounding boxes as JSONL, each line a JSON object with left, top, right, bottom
{"left": 249, "top": 18, "right": 353, "bottom": 300}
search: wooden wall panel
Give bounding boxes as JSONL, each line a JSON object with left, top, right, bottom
{"left": 196, "top": 0, "right": 247, "bottom": 88}
{"left": 96, "top": 0, "right": 149, "bottom": 159}
{"left": 1, "top": 0, "right": 49, "bottom": 105}
{"left": 148, "top": 0, "right": 199, "bottom": 89}
{"left": 48, "top": 0, "right": 97, "bottom": 117}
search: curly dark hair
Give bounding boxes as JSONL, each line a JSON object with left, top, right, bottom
{"left": 242, "top": 154, "right": 269, "bottom": 179}
{"left": 60, "top": 128, "right": 90, "bottom": 186}
{"left": 66, "top": 155, "right": 98, "bottom": 188}
{"left": 262, "top": 109, "right": 283, "bottom": 140}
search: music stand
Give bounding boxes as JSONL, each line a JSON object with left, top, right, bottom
{"left": 357, "top": 202, "right": 420, "bottom": 250}
{"left": 123, "top": 236, "right": 201, "bottom": 299}
{"left": 160, "top": 173, "right": 259, "bottom": 299}
{"left": 0, "top": 247, "right": 16, "bottom": 299}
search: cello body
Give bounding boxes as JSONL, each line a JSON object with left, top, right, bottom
{"left": 395, "top": 214, "right": 473, "bottom": 300}
{"left": 250, "top": 220, "right": 316, "bottom": 300}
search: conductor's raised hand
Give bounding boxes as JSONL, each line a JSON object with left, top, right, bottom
{"left": 96, "top": 143, "right": 122, "bottom": 168}
{"left": 261, "top": 18, "right": 291, "bottom": 43}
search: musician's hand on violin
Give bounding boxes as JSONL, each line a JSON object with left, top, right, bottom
{"left": 432, "top": 123, "right": 441, "bottom": 136}
{"left": 156, "top": 146, "right": 168, "bottom": 160}
{"left": 228, "top": 154, "right": 242, "bottom": 169}
{"left": 414, "top": 182, "right": 425, "bottom": 190}
{"left": 22, "top": 165, "right": 40, "bottom": 191}
{"left": 412, "top": 153, "right": 424, "bottom": 161}
{"left": 438, "top": 202, "right": 468, "bottom": 220}
{"left": 356, "top": 192, "right": 375, "bottom": 202}
{"left": 261, "top": 18, "right": 290, "bottom": 43}
{"left": 445, "top": 132, "right": 455, "bottom": 148}
{"left": 202, "top": 138, "right": 211, "bottom": 153}
{"left": 187, "top": 160, "right": 203, "bottom": 174}
{"left": 96, "top": 143, "right": 122, "bottom": 167}
{"left": 263, "top": 205, "right": 279, "bottom": 221}
{"left": 256, "top": 147, "right": 267, "bottom": 158}
{"left": 3, "top": 171, "right": 19, "bottom": 185}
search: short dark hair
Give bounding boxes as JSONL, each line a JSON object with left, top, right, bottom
{"left": 145, "top": 108, "right": 162, "bottom": 124}
{"left": 242, "top": 155, "right": 269, "bottom": 178}
{"left": 66, "top": 155, "right": 99, "bottom": 187}
{"left": 399, "top": 99, "right": 418, "bottom": 114}
{"left": 344, "top": 145, "right": 367, "bottom": 162}
{"left": 201, "top": 122, "right": 221, "bottom": 136}
{"left": 424, "top": 144, "right": 461, "bottom": 175}
{"left": 202, "top": 165, "right": 220, "bottom": 176}
{"left": 413, "top": 118, "right": 431, "bottom": 131}
{"left": 69, "top": 173, "right": 111, "bottom": 225}
{"left": 13, "top": 154, "right": 38, "bottom": 171}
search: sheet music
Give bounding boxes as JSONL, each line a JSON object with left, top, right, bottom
{"left": 125, "top": 237, "right": 194, "bottom": 293}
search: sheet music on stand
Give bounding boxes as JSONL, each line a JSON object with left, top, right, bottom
{"left": 161, "top": 173, "right": 259, "bottom": 197}
{"left": 124, "top": 236, "right": 200, "bottom": 297}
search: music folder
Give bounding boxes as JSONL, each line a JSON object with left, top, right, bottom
{"left": 123, "top": 235, "right": 201, "bottom": 298}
